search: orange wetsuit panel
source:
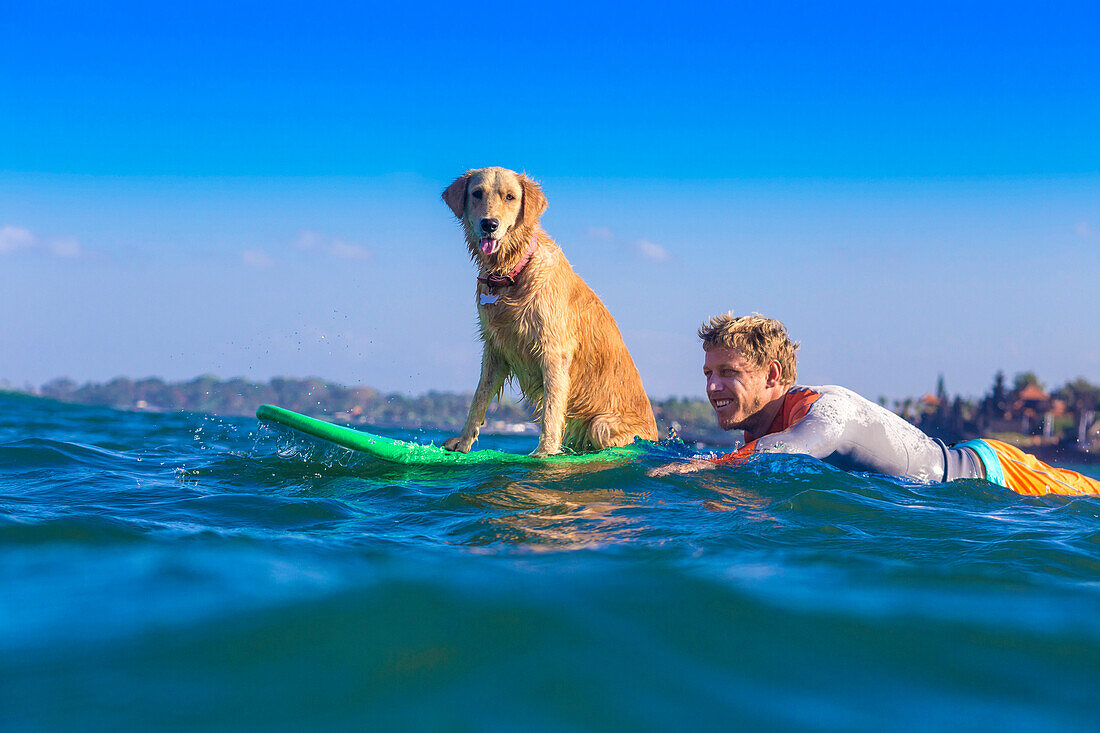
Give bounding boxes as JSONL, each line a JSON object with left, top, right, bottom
{"left": 985, "top": 439, "right": 1100, "bottom": 497}
{"left": 711, "top": 387, "right": 822, "bottom": 466}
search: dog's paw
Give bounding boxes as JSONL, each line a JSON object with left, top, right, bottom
{"left": 530, "top": 443, "right": 562, "bottom": 458}
{"left": 443, "top": 436, "right": 474, "bottom": 453}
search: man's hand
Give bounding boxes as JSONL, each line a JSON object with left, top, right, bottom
{"left": 646, "top": 458, "right": 716, "bottom": 478}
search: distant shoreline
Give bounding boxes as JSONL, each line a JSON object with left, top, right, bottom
{"left": 3, "top": 372, "right": 1097, "bottom": 460}
{"left": 0, "top": 377, "right": 737, "bottom": 444}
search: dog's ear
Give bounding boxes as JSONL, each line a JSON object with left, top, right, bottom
{"left": 519, "top": 174, "right": 548, "bottom": 226}
{"left": 442, "top": 172, "right": 471, "bottom": 219}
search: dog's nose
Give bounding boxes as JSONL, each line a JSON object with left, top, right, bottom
{"left": 480, "top": 218, "right": 499, "bottom": 234}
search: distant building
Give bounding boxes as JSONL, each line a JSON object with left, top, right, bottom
{"left": 979, "top": 382, "right": 1059, "bottom": 443}
{"left": 919, "top": 393, "right": 941, "bottom": 411}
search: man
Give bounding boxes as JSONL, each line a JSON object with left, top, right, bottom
{"left": 650, "top": 312, "right": 1100, "bottom": 497}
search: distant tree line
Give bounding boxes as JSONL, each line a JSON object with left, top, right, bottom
{"left": 33, "top": 376, "right": 532, "bottom": 431}
{"left": 894, "top": 371, "right": 1100, "bottom": 452}
{"left": 12, "top": 371, "right": 1099, "bottom": 451}
{"left": 23, "top": 374, "right": 730, "bottom": 441}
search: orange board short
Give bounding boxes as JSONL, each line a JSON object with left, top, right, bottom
{"left": 983, "top": 439, "right": 1100, "bottom": 497}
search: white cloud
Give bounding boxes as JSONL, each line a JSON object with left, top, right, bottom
{"left": 0, "top": 225, "right": 34, "bottom": 253}
{"left": 49, "top": 237, "right": 82, "bottom": 259}
{"left": 585, "top": 226, "right": 669, "bottom": 261}
{"left": 291, "top": 229, "right": 371, "bottom": 261}
{"left": 586, "top": 226, "right": 614, "bottom": 241}
{"left": 242, "top": 249, "right": 275, "bottom": 268}
{"left": 0, "top": 226, "right": 84, "bottom": 258}
{"left": 631, "top": 238, "right": 670, "bottom": 262}
{"left": 329, "top": 239, "right": 370, "bottom": 261}
{"left": 293, "top": 229, "right": 323, "bottom": 250}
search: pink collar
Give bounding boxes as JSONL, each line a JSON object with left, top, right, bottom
{"left": 478, "top": 234, "right": 539, "bottom": 291}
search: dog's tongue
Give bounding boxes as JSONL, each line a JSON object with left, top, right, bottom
{"left": 479, "top": 238, "right": 498, "bottom": 255}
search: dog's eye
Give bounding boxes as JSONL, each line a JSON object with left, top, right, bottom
{"left": 472, "top": 190, "right": 483, "bottom": 199}
{"left": 505, "top": 193, "right": 515, "bottom": 201}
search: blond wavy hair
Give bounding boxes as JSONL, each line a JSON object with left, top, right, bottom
{"left": 697, "top": 312, "right": 799, "bottom": 386}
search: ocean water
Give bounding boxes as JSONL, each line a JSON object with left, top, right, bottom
{"left": 2, "top": 392, "right": 1099, "bottom": 732}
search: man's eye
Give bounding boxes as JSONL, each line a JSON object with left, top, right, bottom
{"left": 472, "top": 190, "right": 483, "bottom": 199}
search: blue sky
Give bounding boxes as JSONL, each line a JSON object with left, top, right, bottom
{"left": 1, "top": 2, "right": 1098, "bottom": 400}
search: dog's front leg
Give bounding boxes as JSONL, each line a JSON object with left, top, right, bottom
{"left": 533, "top": 351, "right": 572, "bottom": 456}
{"left": 443, "top": 347, "right": 508, "bottom": 453}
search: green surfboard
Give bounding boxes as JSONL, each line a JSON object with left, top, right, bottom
{"left": 256, "top": 404, "right": 648, "bottom": 466}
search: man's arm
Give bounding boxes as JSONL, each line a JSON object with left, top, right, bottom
{"left": 647, "top": 394, "right": 847, "bottom": 477}
{"left": 748, "top": 396, "right": 846, "bottom": 461}
{"left": 646, "top": 457, "right": 717, "bottom": 477}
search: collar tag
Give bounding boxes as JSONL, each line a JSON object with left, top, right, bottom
{"left": 480, "top": 293, "right": 500, "bottom": 306}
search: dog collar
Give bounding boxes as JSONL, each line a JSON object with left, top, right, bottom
{"left": 478, "top": 234, "right": 538, "bottom": 292}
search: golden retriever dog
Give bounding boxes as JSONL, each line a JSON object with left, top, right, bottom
{"left": 441, "top": 166, "right": 658, "bottom": 456}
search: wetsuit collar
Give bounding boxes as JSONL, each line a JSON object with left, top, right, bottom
{"left": 743, "top": 389, "right": 793, "bottom": 444}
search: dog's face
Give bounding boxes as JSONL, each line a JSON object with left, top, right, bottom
{"left": 443, "top": 167, "right": 547, "bottom": 261}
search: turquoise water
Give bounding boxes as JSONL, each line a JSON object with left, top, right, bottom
{"left": 2, "top": 392, "right": 1099, "bottom": 732}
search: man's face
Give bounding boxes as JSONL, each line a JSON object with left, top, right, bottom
{"left": 703, "top": 347, "right": 773, "bottom": 432}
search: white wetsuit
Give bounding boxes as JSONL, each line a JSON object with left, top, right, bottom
{"left": 714, "top": 385, "right": 984, "bottom": 483}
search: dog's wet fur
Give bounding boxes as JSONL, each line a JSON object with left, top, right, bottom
{"left": 442, "top": 166, "right": 658, "bottom": 456}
